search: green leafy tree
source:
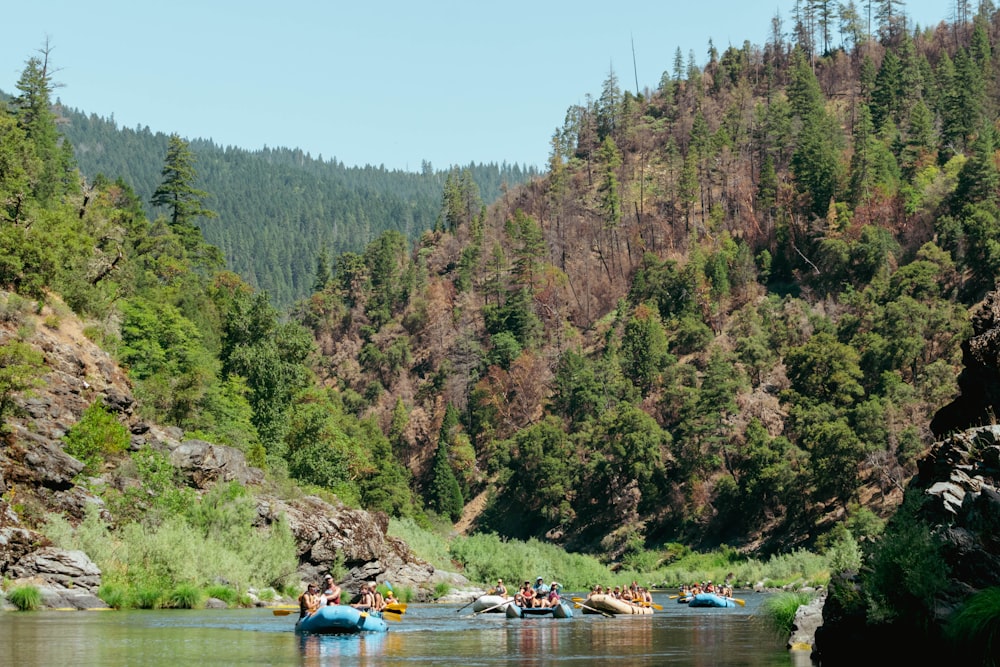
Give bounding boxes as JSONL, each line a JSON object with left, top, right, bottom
{"left": 732, "top": 419, "right": 800, "bottom": 524}
{"left": 588, "top": 403, "right": 667, "bottom": 512}
{"left": 619, "top": 302, "right": 673, "bottom": 393}
{"left": 494, "top": 416, "right": 579, "bottom": 532}
{"left": 784, "top": 332, "right": 865, "bottom": 408}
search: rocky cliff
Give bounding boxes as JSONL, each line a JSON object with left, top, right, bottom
{"left": 813, "top": 293, "right": 1000, "bottom": 664}
{"left": 0, "top": 294, "right": 456, "bottom": 606}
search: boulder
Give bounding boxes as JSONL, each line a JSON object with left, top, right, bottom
{"left": 788, "top": 592, "right": 826, "bottom": 651}
{"left": 170, "top": 439, "right": 264, "bottom": 488}
{"left": 256, "top": 495, "right": 445, "bottom": 598}
{"left": 38, "top": 585, "right": 109, "bottom": 610}
{"left": 9, "top": 547, "right": 103, "bottom": 593}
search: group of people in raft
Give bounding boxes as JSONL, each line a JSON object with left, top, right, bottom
{"left": 491, "top": 576, "right": 564, "bottom": 608}
{"left": 490, "top": 577, "right": 654, "bottom": 609}
{"left": 585, "top": 581, "right": 654, "bottom": 608}
{"left": 678, "top": 576, "right": 735, "bottom": 599}
{"left": 297, "top": 575, "right": 397, "bottom": 618}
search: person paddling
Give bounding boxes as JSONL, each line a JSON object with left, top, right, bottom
{"left": 298, "top": 583, "right": 322, "bottom": 618}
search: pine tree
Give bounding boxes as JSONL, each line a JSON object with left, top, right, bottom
{"left": 12, "top": 48, "right": 73, "bottom": 205}
{"left": 150, "top": 134, "right": 217, "bottom": 247}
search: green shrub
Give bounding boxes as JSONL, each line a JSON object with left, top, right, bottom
{"left": 395, "top": 586, "right": 416, "bottom": 603}
{"left": 388, "top": 517, "right": 452, "bottom": 570}
{"left": 433, "top": 582, "right": 451, "bottom": 599}
{"left": 167, "top": 583, "right": 203, "bottom": 609}
{"left": 62, "top": 401, "right": 130, "bottom": 474}
{"left": 448, "top": 533, "right": 613, "bottom": 590}
{"left": 98, "top": 583, "right": 127, "bottom": 610}
{"left": 863, "top": 496, "right": 949, "bottom": 626}
{"left": 8, "top": 584, "right": 42, "bottom": 611}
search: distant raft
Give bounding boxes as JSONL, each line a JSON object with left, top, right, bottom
{"left": 472, "top": 595, "right": 512, "bottom": 613}
{"left": 687, "top": 593, "right": 738, "bottom": 608}
{"left": 580, "top": 594, "right": 653, "bottom": 615}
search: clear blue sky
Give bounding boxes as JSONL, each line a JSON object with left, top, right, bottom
{"left": 2, "top": 1, "right": 952, "bottom": 173}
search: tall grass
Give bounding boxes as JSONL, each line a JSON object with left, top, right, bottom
{"left": 7, "top": 585, "right": 42, "bottom": 611}
{"left": 759, "top": 591, "right": 815, "bottom": 636}
{"left": 946, "top": 587, "right": 1000, "bottom": 667}
{"left": 167, "top": 584, "right": 203, "bottom": 609}
{"left": 204, "top": 585, "right": 238, "bottom": 606}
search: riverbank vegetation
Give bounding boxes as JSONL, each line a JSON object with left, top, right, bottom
{"left": 390, "top": 518, "right": 840, "bottom": 592}
{"left": 44, "top": 482, "right": 297, "bottom": 609}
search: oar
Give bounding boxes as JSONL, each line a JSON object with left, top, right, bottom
{"left": 385, "top": 602, "right": 407, "bottom": 614}
{"left": 465, "top": 598, "right": 511, "bottom": 617}
{"left": 382, "top": 609, "right": 403, "bottom": 621}
{"left": 455, "top": 597, "right": 479, "bottom": 613}
{"left": 272, "top": 609, "right": 295, "bottom": 616}
{"left": 573, "top": 601, "right": 613, "bottom": 618}
{"left": 726, "top": 597, "right": 746, "bottom": 607}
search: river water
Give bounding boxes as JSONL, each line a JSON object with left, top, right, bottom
{"left": 1, "top": 592, "right": 814, "bottom": 666}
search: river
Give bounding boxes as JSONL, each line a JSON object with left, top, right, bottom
{"left": 0, "top": 592, "right": 814, "bottom": 665}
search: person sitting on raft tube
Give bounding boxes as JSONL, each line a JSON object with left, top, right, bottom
{"left": 298, "top": 583, "right": 323, "bottom": 618}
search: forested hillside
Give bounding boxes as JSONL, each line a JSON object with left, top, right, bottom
{"left": 51, "top": 107, "right": 537, "bottom": 308}
{"left": 292, "top": 6, "right": 999, "bottom": 558}
{"left": 2, "top": 3, "right": 998, "bottom": 571}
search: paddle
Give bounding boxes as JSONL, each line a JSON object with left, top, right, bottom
{"left": 385, "top": 602, "right": 407, "bottom": 614}
{"left": 382, "top": 609, "right": 403, "bottom": 621}
{"left": 455, "top": 599, "right": 477, "bottom": 613}
{"left": 465, "top": 598, "right": 511, "bottom": 617}
{"left": 272, "top": 609, "right": 295, "bottom": 616}
{"left": 726, "top": 597, "right": 746, "bottom": 607}
{"left": 573, "top": 601, "right": 613, "bottom": 618}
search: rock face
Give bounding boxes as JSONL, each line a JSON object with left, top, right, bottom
{"left": 931, "top": 290, "right": 1000, "bottom": 437}
{"left": 0, "top": 294, "right": 446, "bottom": 606}
{"left": 815, "top": 293, "right": 1000, "bottom": 664}
{"left": 911, "top": 427, "right": 1000, "bottom": 610}
{"left": 256, "top": 495, "right": 460, "bottom": 599}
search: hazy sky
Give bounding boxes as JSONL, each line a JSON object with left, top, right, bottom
{"left": 2, "top": 1, "right": 954, "bottom": 172}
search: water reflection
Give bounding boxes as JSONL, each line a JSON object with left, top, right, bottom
{"left": 298, "top": 631, "right": 389, "bottom": 666}
{"left": 588, "top": 616, "right": 654, "bottom": 659}
{"left": 508, "top": 620, "right": 563, "bottom": 655}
